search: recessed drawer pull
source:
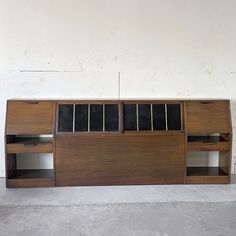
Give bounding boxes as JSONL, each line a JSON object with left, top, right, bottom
{"left": 200, "top": 101, "right": 214, "bottom": 105}
{"left": 24, "top": 143, "right": 38, "bottom": 146}
{"left": 26, "top": 101, "right": 39, "bottom": 104}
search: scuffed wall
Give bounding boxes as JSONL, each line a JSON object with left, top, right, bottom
{"left": 0, "top": 0, "right": 236, "bottom": 176}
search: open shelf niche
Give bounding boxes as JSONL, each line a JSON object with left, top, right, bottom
{"left": 6, "top": 135, "right": 54, "bottom": 187}
{"left": 186, "top": 133, "right": 231, "bottom": 184}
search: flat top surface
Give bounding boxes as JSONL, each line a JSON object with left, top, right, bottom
{"left": 7, "top": 98, "right": 230, "bottom": 101}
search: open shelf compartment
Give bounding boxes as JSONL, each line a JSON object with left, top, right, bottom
{"left": 6, "top": 152, "right": 54, "bottom": 188}
{"left": 185, "top": 151, "right": 230, "bottom": 184}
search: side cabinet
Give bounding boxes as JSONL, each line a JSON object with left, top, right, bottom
{"left": 55, "top": 134, "right": 186, "bottom": 186}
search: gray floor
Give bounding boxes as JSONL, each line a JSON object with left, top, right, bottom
{"left": 1, "top": 178, "right": 236, "bottom": 236}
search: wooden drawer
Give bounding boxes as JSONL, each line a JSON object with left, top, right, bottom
{"left": 7, "top": 143, "right": 53, "bottom": 153}
{"left": 187, "top": 141, "right": 230, "bottom": 151}
{"left": 186, "top": 101, "right": 231, "bottom": 133}
{"left": 6, "top": 101, "right": 55, "bottom": 134}
{"left": 55, "top": 134, "right": 185, "bottom": 186}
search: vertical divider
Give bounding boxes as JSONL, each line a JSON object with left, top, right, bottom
{"left": 88, "top": 104, "right": 90, "bottom": 132}
{"left": 165, "top": 104, "right": 168, "bottom": 131}
{"left": 136, "top": 104, "right": 139, "bottom": 131}
{"left": 119, "top": 102, "right": 124, "bottom": 133}
{"left": 151, "top": 104, "right": 153, "bottom": 131}
{"left": 103, "top": 104, "right": 105, "bottom": 132}
{"left": 180, "top": 103, "right": 184, "bottom": 131}
{"left": 72, "top": 104, "right": 75, "bottom": 132}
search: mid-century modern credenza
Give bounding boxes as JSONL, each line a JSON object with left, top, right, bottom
{"left": 5, "top": 99, "right": 232, "bottom": 188}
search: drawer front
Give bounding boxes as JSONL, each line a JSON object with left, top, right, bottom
{"left": 7, "top": 143, "right": 53, "bottom": 153}
{"left": 187, "top": 142, "right": 230, "bottom": 151}
{"left": 186, "top": 101, "right": 231, "bottom": 133}
{"left": 55, "top": 134, "right": 185, "bottom": 186}
{"left": 6, "top": 101, "right": 55, "bottom": 134}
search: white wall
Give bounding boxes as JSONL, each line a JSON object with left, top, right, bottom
{"left": 0, "top": 0, "right": 236, "bottom": 177}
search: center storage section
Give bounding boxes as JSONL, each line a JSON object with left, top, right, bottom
{"left": 55, "top": 101, "right": 185, "bottom": 186}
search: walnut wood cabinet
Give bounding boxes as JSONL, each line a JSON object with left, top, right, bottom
{"left": 5, "top": 99, "right": 232, "bottom": 187}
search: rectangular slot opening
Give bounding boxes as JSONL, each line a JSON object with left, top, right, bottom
{"left": 187, "top": 151, "right": 228, "bottom": 176}
{"left": 7, "top": 153, "right": 54, "bottom": 179}
{"left": 90, "top": 104, "right": 103, "bottom": 131}
{"left": 188, "top": 133, "right": 229, "bottom": 142}
{"left": 6, "top": 135, "right": 53, "bottom": 144}
{"left": 123, "top": 104, "right": 137, "bottom": 131}
{"left": 152, "top": 104, "right": 166, "bottom": 130}
{"left": 75, "top": 104, "right": 88, "bottom": 132}
{"left": 105, "top": 104, "right": 119, "bottom": 131}
{"left": 167, "top": 104, "right": 181, "bottom": 130}
{"left": 58, "top": 104, "right": 74, "bottom": 132}
{"left": 138, "top": 104, "right": 151, "bottom": 131}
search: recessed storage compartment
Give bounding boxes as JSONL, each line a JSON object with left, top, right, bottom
{"left": 153, "top": 104, "right": 166, "bottom": 130}
{"left": 75, "top": 104, "right": 88, "bottom": 132}
{"left": 138, "top": 104, "right": 151, "bottom": 130}
{"left": 58, "top": 104, "right": 74, "bottom": 132}
{"left": 6, "top": 153, "right": 54, "bottom": 188}
{"left": 105, "top": 104, "right": 119, "bottom": 131}
{"left": 90, "top": 104, "right": 103, "bottom": 131}
{"left": 58, "top": 103, "right": 120, "bottom": 132}
{"left": 124, "top": 103, "right": 182, "bottom": 131}
{"left": 167, "top": 104, "right": 181, "bottom": 130}
{"left": 186, "top": 151, "right": 230, "bottom": 183}
{"left": 123, "top": 104, "right": 137, "bottom": 131}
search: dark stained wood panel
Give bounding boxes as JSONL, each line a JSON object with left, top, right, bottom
{"left": 186, "top": 101, "right": 231, "bottom": 133}
{"left": 6, "top": 101, "right": 55, "bottom": 135}
{"left": 55, "top": 134, "right": 185, "bottom": 186}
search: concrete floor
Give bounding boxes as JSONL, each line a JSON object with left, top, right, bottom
{"left": 1, "top": 178, "right": 236, "bottom": 236}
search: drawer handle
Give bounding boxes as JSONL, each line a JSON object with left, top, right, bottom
{"left": 24, "top": 143, "right": 38, "bottom": 147}
{"left": 200, "top": 101, "right": 214, "bottom": 105}
{"left": 26, "top": 101, "right": 39, "bottom": 105}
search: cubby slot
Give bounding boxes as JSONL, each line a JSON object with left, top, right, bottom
{"left": 124, "top": 104, "right": 137, "bottom": 131}
{"left": 138, "top": 104, "right": 151, "bottom": 130}
{"left": 6, "top": 152, "right": 54, "bottom": 189}
{"left": 59, "top": 103, "right": 120, "bottom": 133}
{"left": 188, "top": 134, "right": 228, "bottom": 142}
{"left": 105, "top": 104, "right": 119, "bottom": 131}
{"left": 90, "top": 104, "right": 103, "bottom": 131}
{"left": 58, "top": 104, "right": 74, "bottom": 132}
{"left": 167, "top": 104, "right": 181, "bottom": 130}
{"left": 9, "top": 169, "right": 54, "bottom": 179}
{"left": 187, "top": 167, "right": 227, "bottom": 176}
{"left": 153, "top": 104, "right": 166, "bottom": 130}
{"left": 75, "top": 104, "right": 88, "bottom": 132}
{"left": 186, "top": 151, "right": 229, "bottom": 177}
{"left": 6, "top": 135, "right": 53, "bottom": 144}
